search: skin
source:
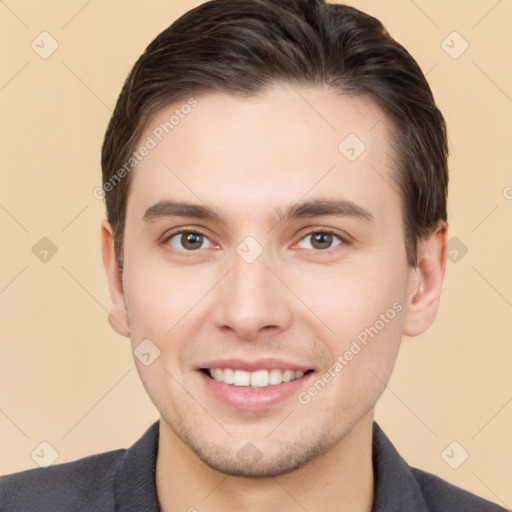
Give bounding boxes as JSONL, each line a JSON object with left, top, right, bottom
{"left": 102, "top": 85, "right": 447, "bottom": 512}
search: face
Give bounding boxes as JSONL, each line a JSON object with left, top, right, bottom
{"left": 103, "top": 85, "right": 442, "bottom": 477}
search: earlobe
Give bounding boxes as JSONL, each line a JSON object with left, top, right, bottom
{"left": 101, "top": 219, "right": 130, "bottom": 338}
{"left": 403, "top": 222, "right": 447, "bottom": 337}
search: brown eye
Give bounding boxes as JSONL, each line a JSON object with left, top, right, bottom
{"left": 297, "top": 231, "right": 343, "bottom": 251}
{"left": 167, "top": 231, "right": 212, "bottom": 251}
{"left": 312, "top": 233, "right": 333, "bottom": 249}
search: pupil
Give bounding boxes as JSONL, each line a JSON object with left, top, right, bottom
{"left": 313, "top": 233, "right": 332, "bottom": 249}
{"left": 182, "top": 233, "right": 202, "bottom": 250}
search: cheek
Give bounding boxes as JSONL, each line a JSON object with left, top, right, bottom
{"left": 288, "top": 250, "right": 409, "bottom": 402}
{"left": 297, "top": 300, "right": 406, "bottom": 420}
{"left": 123, "top": 257, "right": 210, "bottom": 338}
{"left": 287, "top": 253, "right": 408, "bottom": 340}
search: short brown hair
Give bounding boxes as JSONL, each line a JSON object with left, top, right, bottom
{"left": 101, "top": 0, "right": 448, "bottom": 270}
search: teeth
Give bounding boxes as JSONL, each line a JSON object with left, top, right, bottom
{"left": 233, "top": 369, "right": 250, "bottom": 386}
{"left": 269, "top": 368, "right": 283, "bottom": 385}
{"left": 282, "top": 370, "right": 294, "bottom": 382}
{"left": 223, "top": 368, "right": 234, "bottom": 384}
{"left": 206, "top": 368, "right": 307, "bottom": 387}
{"left": 250, "top": 369, "right": 268, "bottom": 387}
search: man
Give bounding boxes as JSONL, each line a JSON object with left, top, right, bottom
{"left": 0, "top": 0, "right": 506, "bottom": 510}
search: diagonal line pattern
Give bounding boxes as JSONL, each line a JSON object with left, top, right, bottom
{"left": 266, "top": 266, "right": 336, "bottom": 335}
{"left": 471, "top": 471, "right": 510, "bottom": 509}
{"left": 0, "top": 265, "right": 29, "bottom": 297}
{"left": 61, "top": 265, "right": 109, "bottom": 313}
{"left": 471, "top": 266, "right": 512, "bottom": 308}
{"left": 0, "top": 0, "right": 29, "bottom": 28}
{"left": 472, "top": 396, "right": 512, "bottom": 439}
{"left": 407, "top": 0, "right": 439, "bottom": 28}
{"left": 0, "top": 62, "right": 29, "bottom": 92}
{"left": 61, "top": 0, "right": 93, "bottom": 29}
{"left": 472, "top": 62, "right": 512, "bottom": 104}
{"left": 60, "top": 204, "right": 89, "bottom": 233}
{"left": 273, "top": 478, "right": 310, "bottom": 511}
{"left": 61, "top": 61, "right": 112, "bottom": 111}
{"left": 61, "top": 369, "right": 132, "bottom": 439}
{"left": 472, "top": 0, "right": 502, "bottom": 30}
{"left": 406, "top": 264, "right": 439, "bottom": 299}
{"left": 470, "top": 204, "right": 499, "bottom": 233}
{"left": 0, "top": 408, "right": 29, "bottom": 438}
{"left": 425, "top": 61, "right": 439, "bottom": 77}
{"left": 59, "top": 471, "right": 103, "bottom": 511}
{"left": 60, "top": 265, "right": 129, "bottom": 335}
{"left": 200, "top": 476, "right": 229, "bottom": 502}
{"left": 164, "top": 268, "right": 233, "bottom": 336}
{"left": 288, "top": 84, "right": 337, "bottom": 131}
{"left": 163, "top": 367, "right": 233, "bottom": 438}
{"left": 265, "top": 409, "right": 294, "bottom": 438}
{"left": 369, "top": 163, "right": 400, "bottom": 196}
{"left": 369, "top": 114, "right": 385, "bottom": 133}
{"left": 0, "top": 202, "right": 29, "bottom": 232}
{"left": 368, "top": 367, "right": 439, "bottom": 438}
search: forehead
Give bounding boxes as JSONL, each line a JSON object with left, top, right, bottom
{"left": 127, "top": 85, "right": 399, "bottom": 223}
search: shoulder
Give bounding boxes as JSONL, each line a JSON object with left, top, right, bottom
{"left": 0, "top": 448, "right": 126, "bottom": 512}
{"left": 371, "top": 422, "right": 507, "bottom": 512}
{"left": 411, "top": 466, "right": 508, "bottom": 512}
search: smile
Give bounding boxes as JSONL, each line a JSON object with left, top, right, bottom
{"left": 203, "top": 368, "right": 312, "bottom": 387}
{"left": 198, "top": 358, "right": 315, "bottom": 411}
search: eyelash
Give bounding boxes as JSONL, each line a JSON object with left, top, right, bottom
{"left": 160, "top": 227, "right": 350, "bottom": 254}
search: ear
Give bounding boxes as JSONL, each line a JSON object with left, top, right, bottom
{"left": 403, "top": 221, "right": 448, "bottom": 337}
{"left": 101, "top": 219, "right": 130, "bottom": 338}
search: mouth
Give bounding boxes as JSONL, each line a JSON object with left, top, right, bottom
{"left": 200, "top": 367, "right": 315, "bottom": 388}
{"left": 197, "top": 362, "right": 316, "bottom": 412}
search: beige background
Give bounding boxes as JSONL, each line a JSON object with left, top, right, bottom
{"left": 0, "top": 0, "right": 511, "bottom": 508}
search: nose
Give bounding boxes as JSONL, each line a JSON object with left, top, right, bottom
{"left": 211, "top": 251, "right": 293, "bottom": 342}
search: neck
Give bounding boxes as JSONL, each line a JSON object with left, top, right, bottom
{"left": 156, "top": 410, "right": 375, "bottom": 512}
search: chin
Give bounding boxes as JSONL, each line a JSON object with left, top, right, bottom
{"left": 176, "top": 422, "right": 334, "bottom": 478}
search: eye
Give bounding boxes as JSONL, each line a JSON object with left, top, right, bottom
{"left": 166, "top": 230, "right": 213, "bottom": 251}
{"left": 296, "top": 231, "right": 344, "bottom": 251}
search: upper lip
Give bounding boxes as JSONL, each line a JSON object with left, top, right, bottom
{"left": 198, "top": 358, "right": 313, "bottom": 373}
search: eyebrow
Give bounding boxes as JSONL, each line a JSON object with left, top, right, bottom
{"left": 142, "top": 198, "right": 374, "bottom": 225}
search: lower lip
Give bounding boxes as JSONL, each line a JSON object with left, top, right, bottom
{"left": 199, "top": 371, "right": 313, "bottom": 412}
